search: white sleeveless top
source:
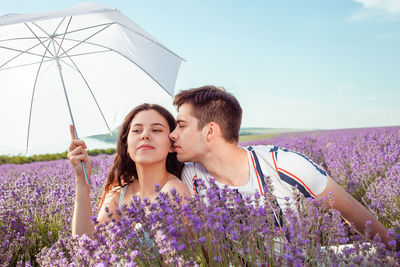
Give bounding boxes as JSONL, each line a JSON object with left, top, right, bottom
{"left": 118, "top": 183, "right": 129, "bottom": 209}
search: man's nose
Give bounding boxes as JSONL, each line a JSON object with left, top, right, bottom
{"left": 169, "top": 128, "right": 177, "bottom": 140}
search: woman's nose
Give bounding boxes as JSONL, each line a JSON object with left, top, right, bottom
{"left": 140, "top": 130, "right": 150, "bottom": 140}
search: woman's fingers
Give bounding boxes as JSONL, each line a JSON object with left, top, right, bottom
{"left": 69, "top": 153, "right": 87, "bottom": 165}
{"left": 68, "top": 145, "right": 87, "bottom": 157}
{"left": 68, "top": 145, "right": 89, "bottom": 166}
{"left": 68, "top": 139, "right": 87, "bottom": 152}
{"left": 67, "top": 125, "right": 92, "bottom": 184}
{"left": 68, "top": 145, "right": 92, "bottom": 179}
{"left": 68, "top": 145, "right": 87, "bottom": 158}
{"left": 70, "top": 124, "right": 76, "bottom": 140}
{"left": 69, "top": 125, "right": 87, "bottom": 149}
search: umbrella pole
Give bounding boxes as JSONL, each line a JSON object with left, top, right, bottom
{"left": 51, "top": 36, "right": 90, "bottom": 185}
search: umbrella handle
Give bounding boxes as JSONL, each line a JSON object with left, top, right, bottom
{"left": 71, "top": 125, "right": 90, "bottom": 186}
{"left": 81, "top": 161, "right": 90, "bottom": 185}
{"left": 54, "top": 40, "right": 89, "bottom": 185}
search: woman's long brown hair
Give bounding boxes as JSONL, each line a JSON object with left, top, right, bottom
{"left": 98, "top": 103, "right": 184, "bottom": 209}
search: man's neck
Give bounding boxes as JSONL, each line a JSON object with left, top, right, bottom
{"left": 199, "top": 144, "right": 249, "bottom": 187}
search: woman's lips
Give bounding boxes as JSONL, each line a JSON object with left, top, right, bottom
{"left": 138, "top": 144, "right": 155, "bottom": 150}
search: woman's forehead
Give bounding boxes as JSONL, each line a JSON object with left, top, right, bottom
{"left": 130, "top": 110, "right": 169, "bottom": 126}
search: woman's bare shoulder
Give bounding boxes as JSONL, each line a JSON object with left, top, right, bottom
{"left": 163, "top": 175, "right": 191, "bottom": 197}
{"left": 102, "top": 186, "right": 122, "bottom": 207}
{"left": 107, "top": 185, "right": 124, "bottom": 195}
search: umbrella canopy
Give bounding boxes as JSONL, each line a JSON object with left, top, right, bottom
{"left": 0, "top": 3, "right": 183, "bottom": 154}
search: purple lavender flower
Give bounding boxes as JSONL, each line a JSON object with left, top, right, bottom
{"left": 1, "top": 127, "right": 400, "bottom": 266}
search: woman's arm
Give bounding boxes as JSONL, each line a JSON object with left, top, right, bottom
{"left": 72, "top": 179, "right": 94, "bottom": 236}
{"left": 72, "top": 178, "right": 119, "bottom": 236}
{"left": 96, "top": 189, "right": 120, "bottom": 224}
{"left": 68, "top": 125, "right": 94, "bottom": 236}
{"left": 68, "top": 124, "right": 121, "bottom": 236}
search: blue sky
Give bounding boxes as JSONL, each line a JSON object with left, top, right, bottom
{"left": 1, "top": 0, "right": 400, "bottom": 130}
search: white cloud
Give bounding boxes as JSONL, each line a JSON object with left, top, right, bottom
{"left": 376, "top": 31, "right": 399, "bottom": 39}
{"left": 354, "top": 0, "right": 400, "bottom": 14}
{"left": 347, "top": 0, "right": 400, "bottom": 22}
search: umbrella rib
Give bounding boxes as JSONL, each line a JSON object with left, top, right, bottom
{"left": 30, "top": 17, "right": 70, "bottom": 60}
{"left": 25, "top": 40, "right": 52, "bottom": 153}
{"left": 52, "top": 17, "right": 66, "bottom": 37}
{"left": 29, "top": 20, "right": 115, "bottom": 41}
{"left": 118, "top": 24, "right": 185, "bottom": 61}
{"left": 57, "top": 50, "right": 112, "bottom": 72}
{"left": 52, "top": 20, "right": 184, "bottom": 61}
{"left": 51, "top": 22, "right": 115, "bottom": 39}
{"left": 55, "top": 37, "right": 172, "bottom": 96}
{"left": 52, "top": 38, "right": 113, "bottom": 135}
{"left": 0, "top": 58, "right": 55, "bottom": 71}
{"left": 0, "top": 44, "right": 53, "bottom": 64}
{"left": 59, "top": 49, "right": 112, "bottom": 59}
{"left": 0, "top": 36, "right": 50, "bottom": 43}
{"left": 58, "top": 22, "right": 115, "bottom": 58}
{"left": 0, "top": 50, "right": 112, "bottom": 71}
{"left": 30, "top": 20, "right": 60, "bottom": 39}
{"left": 24, "top": 23, "right": 55, "bottom": 58}
{"left": 57, "top": 57, "right": 79, "bottom": 72}
{"left": 0, "top": 22, "right": 183, "bottom": 62}
{"left": 56, "top": 16, "right": 72, "bottom": 56}
{"left": 0, "top": 40, "right": 52, "bottom": 69}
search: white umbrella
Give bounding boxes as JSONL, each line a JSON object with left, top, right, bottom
{"left": 0, "top": 3, "right": 183, "bottom": 156}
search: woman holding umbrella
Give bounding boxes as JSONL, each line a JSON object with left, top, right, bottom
{"left": 68, "top": 103, "right": 191, "bottom": 236}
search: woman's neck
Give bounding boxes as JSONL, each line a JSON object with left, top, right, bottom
{"left": 135, "top": 160, "right": 169, "bottom": 198}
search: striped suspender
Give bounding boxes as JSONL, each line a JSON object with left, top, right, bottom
{"left": 247, "top": 146, "right": 267, "bottom": 194}
{"left": 192, "top": 147, "right": 267, "bottom": 196}
{"left": 247, "top": 146, "right": 271, "bottom": 194}
{"left": 192, "top": 147, "right": 289, "bottom": 243}
{"left": 192, "top": 174, "right": 199, "bottom": 195}
{"left": 247, "top": 146, "right": 284, "bottom": 230}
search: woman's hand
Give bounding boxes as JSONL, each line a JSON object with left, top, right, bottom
{"left": 67, "top": 125, "right": 92, "bottom": 186}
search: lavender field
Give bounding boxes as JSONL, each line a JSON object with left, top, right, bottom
{"left": 1, "top": 126, "right": 399, "bottom": 266}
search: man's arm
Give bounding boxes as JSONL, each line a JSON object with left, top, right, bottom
{"left": 317, "top": 176, "right": 392, "bottom": 247}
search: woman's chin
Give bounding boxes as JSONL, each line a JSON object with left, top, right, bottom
{"left": 133, "top": 156, "right": 165, "bottom": 165}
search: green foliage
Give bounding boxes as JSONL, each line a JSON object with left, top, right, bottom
{"left": 239, "top": 133, "right": 278, "bottom": 142}
{"left": 0, "top": 148, "right": 115, "bottom": 165}
{"left": 88, "top": 129, "right": 119, "bottom": 144}
{"left": 8, "top": 213, "right": 68, "bottom": 266}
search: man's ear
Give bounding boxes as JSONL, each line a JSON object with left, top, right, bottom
{"left": 205, "top": 122, "right": 220, "bottom": 142}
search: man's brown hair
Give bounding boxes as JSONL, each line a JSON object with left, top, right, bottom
{"left": 173, "top": 85, "right": 242, "bottom": 143}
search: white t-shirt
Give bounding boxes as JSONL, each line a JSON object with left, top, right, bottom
{"left": 181, "top": 145, "right": 328, "bottom": 219}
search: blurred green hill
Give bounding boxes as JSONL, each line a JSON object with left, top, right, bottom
{"left": 0, "top": 128, "right": 309, "bottom": 164}
{"left": 238, "top": 127, "right": 310, "bottom": 142}
{"left": 88, "top": 127, "right": 309, "bottom": 144}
